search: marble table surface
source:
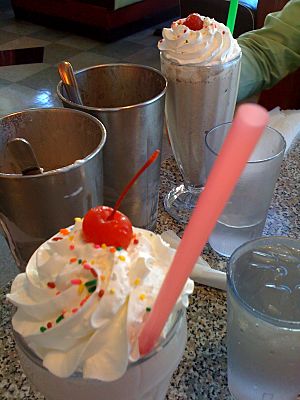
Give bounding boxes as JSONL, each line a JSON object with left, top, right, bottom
{"left": 0, "top": 140, "right": 299, "bottom": 400}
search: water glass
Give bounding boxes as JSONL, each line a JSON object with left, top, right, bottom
{"left": 227, "top": 236, "right": 300, "bottom": 400}
{"left": 205, "top": 123, "right": 286, "bottom": 257}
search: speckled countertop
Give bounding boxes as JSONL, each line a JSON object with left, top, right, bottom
{"left": 1, "top": 140, "right": 299, "bottom": 400}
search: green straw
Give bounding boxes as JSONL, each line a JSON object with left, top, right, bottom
{"left": 226, "top": 0, "right": 239, "bottom": 34}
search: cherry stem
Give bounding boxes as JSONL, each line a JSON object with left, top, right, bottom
{"left": 108, "top": 149, "right": 160, "bottom": 220}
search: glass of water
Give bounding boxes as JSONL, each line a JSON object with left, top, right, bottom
{"left": 227, "top": 236, "right": 300, "bottom": 400}
{"left": 205, "top": 123, "right": 286, "bottom": 257}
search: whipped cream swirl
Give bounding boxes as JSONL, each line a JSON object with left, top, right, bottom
{"left": 7, "top": 220, "right": 194, "bottom": 381}
{"left": 158, "top": 15, "right": 241, "bottom": 65}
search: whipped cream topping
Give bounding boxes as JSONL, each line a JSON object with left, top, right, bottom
{"left": 158, "top": 14, "right": 241, "bottom": 65}
{"left": 7, "top": 220, "right": 194, "bottom": 381}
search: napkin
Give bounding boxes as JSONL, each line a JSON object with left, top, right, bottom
{"left": 268, "top": 107, "right": 300, "bottom": 152}
{"left": 161, "top": 230, "right": 226, "bottom": 291}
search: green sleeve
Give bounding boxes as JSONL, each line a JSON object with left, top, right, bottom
{"left": 237, "top": 0, "right": 300, "bottom": 101}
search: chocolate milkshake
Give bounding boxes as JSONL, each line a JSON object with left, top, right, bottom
{"left": 159, "top": 13, "right": 241, "bottom": 222}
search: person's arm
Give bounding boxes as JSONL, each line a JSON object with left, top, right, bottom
{"left": 237, "top": 0, "right": 300, "bottom": 101}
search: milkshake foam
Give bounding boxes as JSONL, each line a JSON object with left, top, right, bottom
{"left": 158, "top": 14, "right": 241, "bottom": 65}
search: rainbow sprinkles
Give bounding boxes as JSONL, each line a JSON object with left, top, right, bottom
{"left": 38, "top": 219, "right": 143, "bottom": 334}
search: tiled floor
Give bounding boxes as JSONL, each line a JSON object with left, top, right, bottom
{"left": 0, "top": 2, "right": 170, "bottom": 116}
{"left": 0, "top": 0, "right": 174, "bottom": 286}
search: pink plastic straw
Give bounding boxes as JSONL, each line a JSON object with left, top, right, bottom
{"left": 139, "top": 103, "right": 269, "bottom": 355}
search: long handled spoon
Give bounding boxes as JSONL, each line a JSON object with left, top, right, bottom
{"left": 58, "top": 61, "right": 83, "bottom": 105}
{"left": 6, "top": 138, "right": 43, "bottom": 175}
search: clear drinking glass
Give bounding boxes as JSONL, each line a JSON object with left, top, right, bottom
{"left": 14, "top": 309, "right": 186, "bottom": 400}
{"left": 205, "top": 123, "right": 286, "bottom": 257}
{"left": 227, "top": 236, "right": 300, "bottom": 400}
{"left": 160, "top": 52, "right": 241, "bottom": 224}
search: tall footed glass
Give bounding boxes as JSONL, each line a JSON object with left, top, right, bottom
{"left": 161, "top": 52, "right": 241, "bottom": 223}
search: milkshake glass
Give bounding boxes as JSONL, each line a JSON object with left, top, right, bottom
{"left": 14, "top": 309, "right": 187, "bottom": 400}
{"left": 159, "top": 14, "right": 241, "bottom": 223}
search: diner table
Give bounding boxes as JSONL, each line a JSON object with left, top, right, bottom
{"left": 0, "top": 139, "right": 299, "bottom": 400}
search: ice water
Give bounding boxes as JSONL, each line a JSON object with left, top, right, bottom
{"left": 209, "top": 219, "right": 265, "bottom": 257}
{"left": 227, "top": 240, "right": 300, "bottom": 400}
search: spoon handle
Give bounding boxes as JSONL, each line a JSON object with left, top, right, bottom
{"left": 58, "top": 61, "right": 83, "bottom": 105}
{"left": 6, "top": 138, "right": 43, "bottom": 175}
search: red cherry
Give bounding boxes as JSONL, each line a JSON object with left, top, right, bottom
{"left": 82, "top": 150, "right": 160, "bottom": 251}
{"left": 183, "top": 13, "right": 204, "bottom": 31}
{"left": 82, "top": 206, "right": 133, "bottom": 250}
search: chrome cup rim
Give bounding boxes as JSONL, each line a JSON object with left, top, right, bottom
{"left": 57, "top": 63, "right": 168, "bottom": 112}
{"left": 0, "top": 107, "right": 107, "bottom": 179}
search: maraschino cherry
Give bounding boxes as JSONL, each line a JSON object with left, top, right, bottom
{"left": 182, "top": 13, "right": 204, "bottom": 31}
{"left": 82, "top": 206, "right": 132, "bottom": 249}
{"left": 82, "top": 150, "right": 160, "bottom": 250}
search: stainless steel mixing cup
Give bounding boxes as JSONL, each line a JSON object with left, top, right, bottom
{"left": 0, "top": 108, "right": 106, "bottom": 271}
{"left": 57, "top": 63, "right": 167, "bottom": 230}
